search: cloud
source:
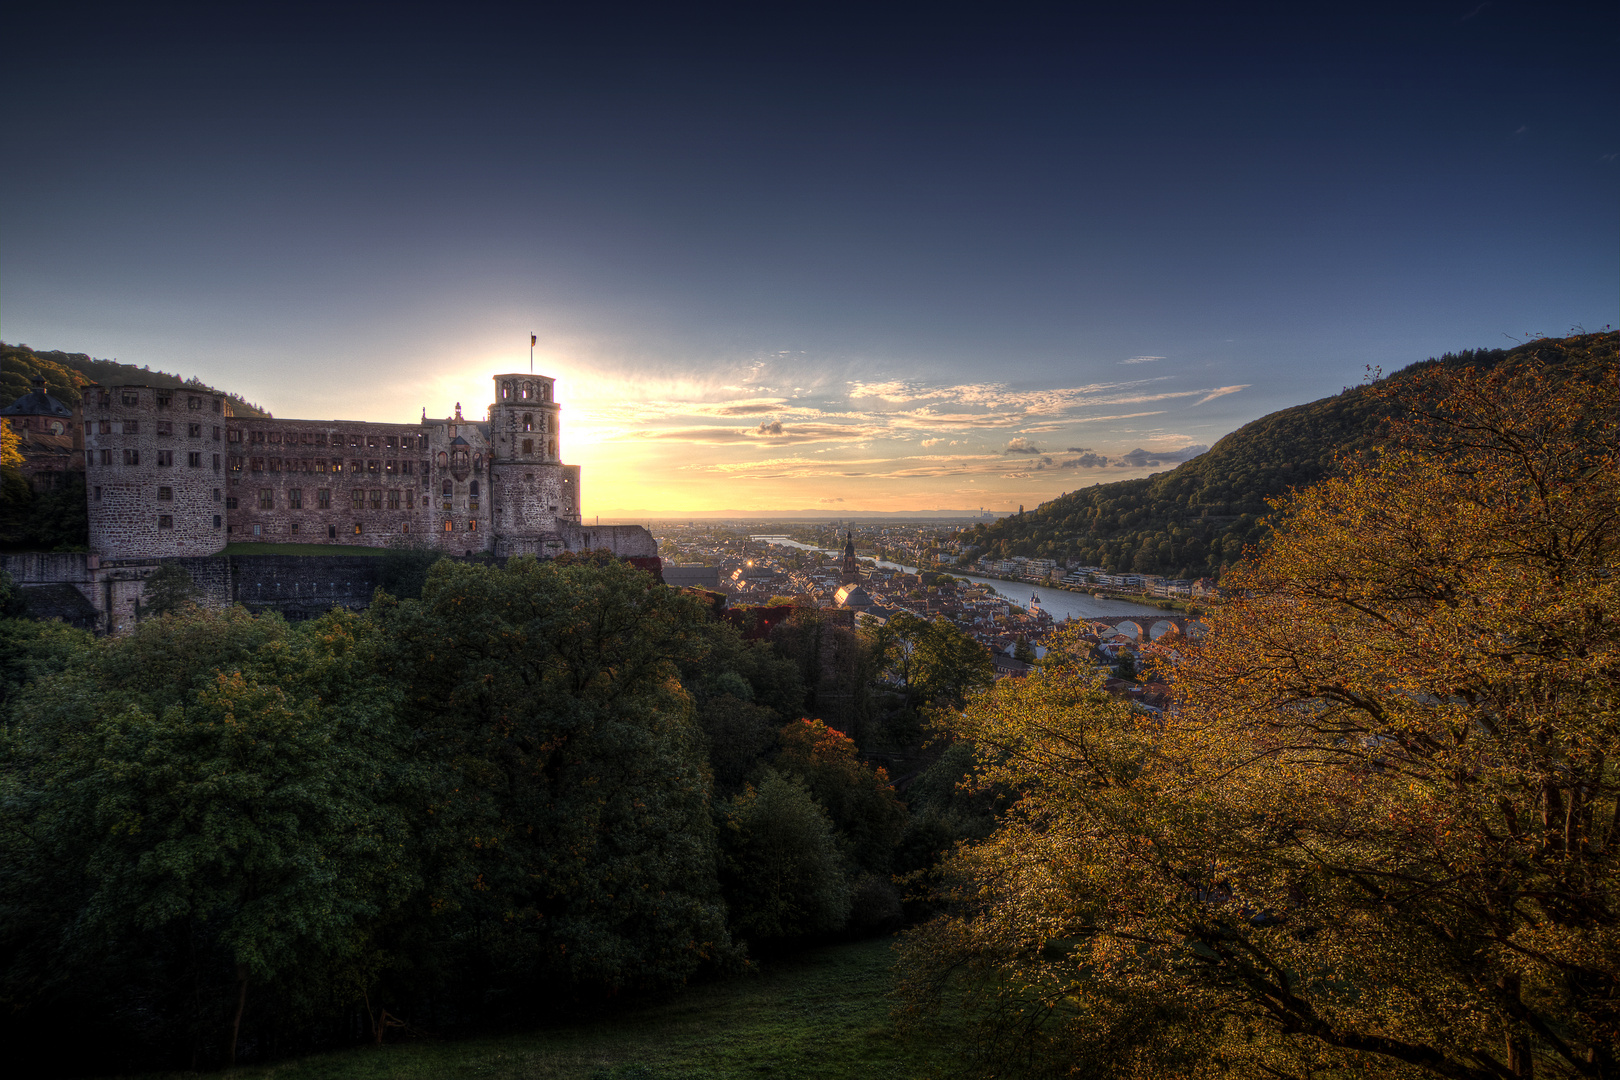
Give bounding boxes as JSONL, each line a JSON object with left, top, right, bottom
{"left": 712, "top": 399, "right": 789, "bottom": 415}
{"left": 756, "top": 419, "right": 785, "bottom": 436}
{"left": 1120, "top": 355, "right": 1164, "bottom": 365}
{"left": 921, "top": 437, "right": 944, "bottom": 447}
{"left": 633, "top": 423, "right": 868, "bottom": 445}
{"left": 1056, "top": 444, "right": 1208, "bottom": 469}
{"left": 819, "top": 497, "right": 845, "bottom": 504}
{"left": 1193, "top": 385, "right": 1249, "bottom": 406}
{"left": 1064, "top": 446, "right": 1093, "bottom": 453}
{"left": 1005, "top": 438, "right": 1043, "bottom": 454}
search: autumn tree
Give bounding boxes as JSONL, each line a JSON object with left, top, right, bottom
{"left": 897, "top": 344, "right": 1619, "bottom": 1079}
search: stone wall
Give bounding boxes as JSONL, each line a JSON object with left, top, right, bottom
{"left": 83, "top": 385, "right": 229, "bottom": 557}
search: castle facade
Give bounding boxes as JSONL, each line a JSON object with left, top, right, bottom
{"left": 80, "top": 373, "right": 653, "bottom": 561}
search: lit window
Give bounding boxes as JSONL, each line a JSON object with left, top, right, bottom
{"left": 443, "top": 519, "right": 453, "bottom": 532}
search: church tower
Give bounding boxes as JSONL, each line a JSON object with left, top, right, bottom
{"left": 488, "top": 374, "right": 582, "bottom": 557}
{"left": 840, "top": 530, "right": 861, "bottom": 585}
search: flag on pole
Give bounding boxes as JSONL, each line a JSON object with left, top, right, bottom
{"left": 530, "top": 334, "right": 537, "bottom": 347}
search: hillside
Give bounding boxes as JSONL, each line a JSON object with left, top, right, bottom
{"left": 961, "top": 331, "right": 1617, "bottom": 580}
{"left": 0, "top": 342, "right": 271, "bottom": 418}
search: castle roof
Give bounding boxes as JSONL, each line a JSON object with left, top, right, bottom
{"left": 1, "top": 375, "right": 74, "bottom": 419}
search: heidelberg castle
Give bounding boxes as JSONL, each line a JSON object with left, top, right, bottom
{"left": 81, "top": 372, "right": 652, "bottom": 561}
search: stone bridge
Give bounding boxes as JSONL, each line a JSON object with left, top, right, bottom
{"left": 1079, "top": 614, "right": 1203, "bottom": 644}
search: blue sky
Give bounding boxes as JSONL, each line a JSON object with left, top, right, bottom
{"left": 3, "top": 3, "right": 1615, "bottom": 516}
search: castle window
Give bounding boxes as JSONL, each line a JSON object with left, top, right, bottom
{"left": 385, "top": 460, "right": 397, "bottom": 475}
{"left": 317, "top": 489, "right": 331, "bottom": 509}
{"left": 125, "top": 420, "right": 139, "bottom": 434}
{"left": 402, "top": 523, "right": 410, "bottom": 533}
{"left": 501, "top": 381, "right": 512, "bottom": 400}
{"left": 522, "top": 438, "right": 534, "bottom": 455}
{"left": 94, "top": 486, "right": 102, "bottom": 500}
{"left": 228, "top": 429, "right": 241, "bottom": 443}
{"left": 369, "top": 489, "right": 383, "bottom": 510}
{"left": 523, "top": 413, "right": 533, "bottom": 431}
{"left": 469, "top": 480, "right": 479, "bottom": 497}
{"left": 158, "top": 486, "right": 173, "bottom": 501}
{"left": 100, "top": 449, "right": 112, "bottom": 466}
{"left": 229, "top": 455, "right": 244, "bottom": 472}
{"left": 351, "top": 460, "right": 363, "bottom": 474}
{"left": 289, "top": 488, "right": 303, "bottom": 510}
{"left": 253, "top": 524, "right": 262, "bottom": 536}
{"left": 311, "top": 432, "right": 325, "bottom": 446}
{"left": 189, "top": 452, "right": 202, "bottom": 467}
{"left": 548, "top": 440, "right": 557, "bottom": 458}
{"left": 122, "top": 391, "right": 138, "bottom": 406}
{"left": 99, "top": 392, "right": 111, "bottom": 408}
{"left": 367, "top": 435, "right": 378, "bottom": 449}
{"left": 468, "top": 519, "right": 477, "bottom": 531}
{"left": 212, "top": 399, "right": 221, "bottom": 413}
{"left": 269, "top": 431, "right": 281, "bottom": 444}
{"left": 213, "top": 514, "right": 221, "bottom": 528}
{"left": 251, "top": 430, "right": 265, "bottom": 444}
{"left": 442, "top": 480, "right": 453, "bottom": 497}
{"left": 521, "top": 381, "right": 532, "bottom": 399}
{"left": 367, "top": 460, "right": 379, "bottom": 475}
{"left": 386, "top": 436, "right": 397, "bottom": 450}
{"left": 259, "top": 489, "right": 274, "bottom": 509}
{"left": 349, "top": 434, "right": 361, "bottom": 448}
{"left": 158, "top": 515, "right": 173, "bottom": 529}
{"left": 387, "top": 490, "right": 401, "bottom": 510}
{"left": 329, "top": 525, "right": 337, "bottom": 538}
{"left": 401, "top": 460, "right": 413, "bottom": 475}
{"left": 157, "top": 421, "right": 172, "bottom": 436}
{"left": 157, "top": 450, "right": 174, "bottom": 467}
{"left": 354, "top": 523, "right": 363, "bottom": 535}
{"left": 301, "top": 431, "right": 314, "bottom": 445}
{"left": 291, "top": 523, "right": 299, "bottom": 534}
{"left": 123, "top": 449, "right": 140, "bottom": 466}
{"left": 188, "top": 396, "right": 202, "bottom": 410}
{"left": 99, "top": 420, "right": 111, "bottom": 434}
{"left": 156, "top": 393, "right": 172, "bottom": 408}
{"left": 468, "top": 499, "right": 478, "bottom": 513}
{"left": 352, "top": 490, "right": 364, "bottom": 510}
{"left": 268, "top": 458, "right": 281, "bottom": 473}
{"left": 188, "top": 423, "right": 202, "bottom": 437}
{"left": 226, "top": 496, "right": 238, "bottom": 509}
{"left": 213, "top": 489, "right": 221, "bottom": 502}
{"left": 443, "top": 519, "right": 453, "bottom": 532}
{"left": 405, "top": 490, "right": 414, "bottom": 508}
{"left": 436, "top": 451, "right": 448, "bottom": 469}
{"left": 315, "top": 458, "right": 327, "bottom": 473}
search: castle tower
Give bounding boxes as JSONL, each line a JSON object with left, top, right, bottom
{"left": 488, "top": 374, "right": 582, "bottom": 557}
{"left": 83, "top": 383, "right": 228, "bottom": 557}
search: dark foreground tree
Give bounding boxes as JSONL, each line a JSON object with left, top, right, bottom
{"left": 896, "top": 343, "right": 1619, "bottom": 1079}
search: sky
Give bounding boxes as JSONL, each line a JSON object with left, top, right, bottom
{"left": 3, "top": 3, "right": 1616, "bottom": 518}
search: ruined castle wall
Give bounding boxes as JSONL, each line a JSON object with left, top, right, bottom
{"left": 229, "top": 555, "right": 382, "bottom": 618}
{"left": 83, "top": 385, "right": 228, "bottom": 558}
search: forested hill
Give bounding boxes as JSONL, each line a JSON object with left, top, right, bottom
{"left": 961, "top": 331, "right": 1617, "bottom": 581}
{"left": 1, "top": 342, "right": 271, "bottom": 418}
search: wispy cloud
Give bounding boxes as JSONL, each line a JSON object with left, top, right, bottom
{"left": 1120, "top": 355, "right": 1165, "bottom": 365}
{"left": 1193, "top": 385, "right": 1249, "bottom": 406}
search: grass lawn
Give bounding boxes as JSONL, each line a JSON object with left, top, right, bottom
{"left": 219, "top": 543, "right": 390, "bottom": 557}
{"left": 129, "top": 938, "right": 952, "bottom": 1080}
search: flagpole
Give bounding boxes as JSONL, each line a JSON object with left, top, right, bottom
{"left": 529, "top": 333, "right": 534, "bottom": 374}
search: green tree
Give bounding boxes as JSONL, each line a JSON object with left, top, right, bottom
{"left": 374, "top": 556, "right": 737, "bottom": 994}
{"left": 775, "top": 718, "right": 907, "bottom": 876}
{"left": 720, "top": 769, "right": 850, "bottom": 944}
{"left": 897, "top": 354, "right": 1620, "bottom": 1079}
{"left": 140, "top": 562, "right": 199, "bottom": 617}
{"left": 0, "top": 606, "right": 417, "bottom": 1067}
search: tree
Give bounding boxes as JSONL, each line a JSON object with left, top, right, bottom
{"left": 0, "top": 606, "right": 417, "bottom": 1068}
{"left": 896, "top": 346, "right": 1619, "bottom": 1079}
{"left": 719, "top": 769, "right": 850, "bottom": 944}
{"left": 869, "top": 614, "right": 995, "bottom": 710}
{"left": 140, "top": 562, "right": 199, "bottom": 617}
{"left": 775, "top": 718, "right": 907, "bottom": 875}
{"left": 374, "top": 556, "right": 737, "bottom": 995}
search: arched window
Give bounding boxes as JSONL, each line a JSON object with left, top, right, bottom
{"left": 521, "top": 381, "right": 532, "bottom": 400}
{"left": 443, "top": 519, "right": 453, "bottom": 532}
{"left": 501, "top": 381, "right": 513, "bottom": 400}
{"left": 436, "top": 451, "right": 448, "bottom": 468}
{"left": 469, "top": 480, "right": 479, "bottom": 496}
{"left": 522, "top": 438, "right": 534, "bottom": 455}
{"left": 468, "top": 519, "right": 477, "bottom": 531}
{"left": 522, "top": 413, "right": 533, "bottom": 431}
{"left": 442, "top": 479, "right": 453, "bottom": 496}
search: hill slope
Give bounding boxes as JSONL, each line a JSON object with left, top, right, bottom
{"left": 962, "top": 332, "right": 1617, "bottom": 581}
{"left": 1, "top": 342, "right": 271, "bottom": 418}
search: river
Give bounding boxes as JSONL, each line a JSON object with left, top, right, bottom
{"left": 748, "top": 535, "right": 1170, "bottom": 623}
